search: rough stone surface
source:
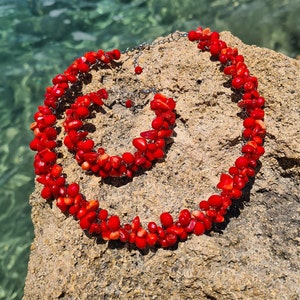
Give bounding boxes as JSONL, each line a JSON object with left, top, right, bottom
{"left": 24, "top": 31, "right": 300, "bottom": 300}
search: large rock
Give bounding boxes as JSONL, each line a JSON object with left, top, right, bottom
{"left": 23, "top": 31, "right": 300, "bottom": 299}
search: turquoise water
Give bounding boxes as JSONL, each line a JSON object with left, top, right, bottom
{"left": 0, "top": 0, "right": 299, "bottom": 299}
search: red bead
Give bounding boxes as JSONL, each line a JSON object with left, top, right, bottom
{"left": 51, "top": 164, "right": 62, "bottom": 178}
{"left": 78, "top": 62, "right": 90, "bottom": 72}
{"left": 199, "top": 200, "right": 209, "bottom": 211}
{"left": 125, "top": 99, "right": 133, "bottom": 108}
{"left": 184, "top": 218, "right": 197, "bottom": 233}
{"left": 135, "top": 236, "right": 147, "bottom": 249}
{"left": 107, "top": 215, "right": 121, "bottom": 231}
{"left": 217, "top": 173, "right": 233, "bottom": 191}
{"left": 111, "top": 49, "right": 121, "bottom": 60}
{"left": 89, "top": 223, "right": 101, "bottom": 235}
{"left": 146, "top": 233, "right": 158, "bottom": 247}
{"left": 153, "top": 148, "right": 164, "bottom": 159}
{"left": 79, "top": 217, "right": 91, "bottom": 230}
{"left": 89, "top": 92, "right": 104, "bottom": 106}
{"left": 224, "top": 65, "right": 236, "bottom": 76}
{"left": 210, "top": 43, "right": 221, "bottom": 56}
{"left": 67, "top": 183, "right": 80, "bottom": 197}
{"left": 243, "top": 117, "right": 256, "bottom": 128}
{"left": 56, "top": 197, "right": 68, "bottom": 212}
{"left": 52, "top": 74, "right": 68, "bottom": 84}
{"left": 151, "top": 116, "right": 164, "bottom": 130}
{"left": 235, "top": 156, "right": 249, "bottom": 169}
{"left": 187, "top": 30, "right": 198, "bottom": 41}
{"left": 77, "top": 139, "right": 94, "bottom": 152}
{"left": 119, "top": 228, "right": 130, "bottom": 242}
{"left": 43, "top": 151, "right": 57, "bottom": 164}
{"left": 76, "top": 107, "right": 90, "bottom": 118}
{"left": 207, "top": 195, "right": 223, "bottom": 208}
{"left": 231, "top": 188, "right": 242, "bottom": 199}
{"left": 132, "top": 137, "right": 147, "bottom": 152}
{"left": 111, "top": 230, "right": 122, "bottom": 240}
{"left": 109, "top": 156, "right": 122, "bottom": 169}
{"left": 131, "top": 216, "right": 140, "bottom": 232}
{"left": 165, "top": 233, "right": 177, "bottom": 247}
{"left": 148, "top": 221, "right": 158, "bottom": 233}
{"left": 140, "top": 130, "right": 158, "bottom": 140}
{"left": 43, "top": 114, "right": 56, "bottom": 126}
{"left": 155, "top": 139, "right": 165, "bottom": 149}
{"left": 83, "top": 152, "right": 99, "bottom": 163}
{"left": 160, "top": 212, "right": 173, "bottom": 228}
{"left": 122, "top": 152, "right": 135, "bottom": 165}
{"left": 231, "top": 77, "right": 244, "bottom": 89}
{"left": 69, "top": 205, "right": 80, "bottom": 216}
{"left": 76, "top": 207, "right": 87, "bottom": 220}
{"left": 250, "top": 107, "right": 264, "bottom": 119}
{"left": 193, "top": 222, "right": 205, "bottom": 235}
{"left": 134, "top": 66, "right": 143, "bottom": 74}
{"left": 86, "top": 200, "right": 99, "bottom": 212}
{"left": 98, "top": 209, "right": 108, "bottom": 221}
{"left": 84, "top": 51, "right": 97, "bottom": 63}
{"left": 178, "top": 209, "right": 191, "bottom": 227}
{"left": 137, "top": 227, "right": 147, "bottom": 238}
{"left": 41, "top": 186, "right": 52, "bottom": 199}
{"left": 233, "top": 176, "right": 246, "bottom": 190}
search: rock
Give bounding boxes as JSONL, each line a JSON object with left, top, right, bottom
{"left": 23, "top": 31, "right": 300, "bottom": 299}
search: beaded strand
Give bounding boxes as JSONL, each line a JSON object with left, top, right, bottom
{"left": 30, "top": 27, "right": 266, "bottom": 249}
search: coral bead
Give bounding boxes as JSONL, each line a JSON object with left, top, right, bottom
{"left": 152, "top": 116, "right": 164, "bottom": 130}
{"left": 193, "top": 222, "right": 205, "bottom": 235}
{"left": 178, "top": 209, "right": 191, "bottom": 227}
{"left": 108, "top": 215, "right": 121, "bottom": 231}
{"left": 146, "top": 233, "right": 158, "bottom": 247}
{"left": 135, "top": 236, "right": 147, "bottom": 249}
{"left": 148, "top": 221, "right": 158, "bottom": 233}
{"left": 76, "top": 107, "right": 90, "bottom": 118}
{"left": 67, "top": 183, "right": 80, "bottom": 197}
{"left": 122, "top": 152, "right": 135, "bottom": 165}
{"left": 187, "top": 30, "right": 198, "bottom": 41}
{"left": 98, "top": 209, "right": 108, "bottom": 221}
{"left": 235, "top": 156, "right": 249, "bottom": 169}
{"left": 41, "top": 186, "right": 52, "bottom": 199}
{"left": 210, "top": 43, "right": 221, "bottom": 56}
{"left": 134, "top": 66, "right": 143, "bottom": 74}
{"left": 132, "top": 137, "right": 147, "bottom": 152}
{"left": 119, "top": 228, "right": 130, "bottom": 242}
{"left": 160, "top": 212, "right": 173, "bottom": 228}
{"left": 77, "top": 139, "right": 94, "bottom": 152}
{"left": 125, "top": 99, "right": 133, "bottom": 108}
{"left": 231, "top": 77, "right": 244, "bottom": 89}
{"left": 243, "top": 117, "right": 256, "bottom": 128}
{"left": 207, "top": 195, "right": 223, "bottom": 208}
{"left": 217, "top": 173, "right": 233, "bottom": 191}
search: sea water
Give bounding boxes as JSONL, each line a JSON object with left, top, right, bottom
{"left": 0, "top": 0, "right": 299, "bottom": 299}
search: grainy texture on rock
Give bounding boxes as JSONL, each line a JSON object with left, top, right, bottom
{"left": 24, "top": 31, "right": 300, "bottom": 300}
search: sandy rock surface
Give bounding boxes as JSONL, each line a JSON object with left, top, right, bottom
{"left": 24, "top": 31, "right": 300, "bottom": 300}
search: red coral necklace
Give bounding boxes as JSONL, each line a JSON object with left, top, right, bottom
{"left": 30, "top": 27, "right": 266, "bottom": 249}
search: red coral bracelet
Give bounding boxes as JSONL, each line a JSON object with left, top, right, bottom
{"left": 29, "top": 27, "right": 266, "bottom": 249}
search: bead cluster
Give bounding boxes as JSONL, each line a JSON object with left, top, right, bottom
{"left": 62, "top": 90, "right": 176, "bottom": 179}
{"left": 29, "top": 26, "right": 266, "bottom": 249}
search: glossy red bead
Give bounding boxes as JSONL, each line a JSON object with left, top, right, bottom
{"left": 67, "top": 183, "right": 80, "bottom": 197}
{"left": 134, "top": 66, "right": 143, "bottom": 74}
{"left": 132, "top": 137, "right": 147, "bottom": 152}
{"left": 107, "top": 215, "right": 121, "bottom": 231}
{"left": 160, "top": 212, "right": 173, "bottom": 228}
